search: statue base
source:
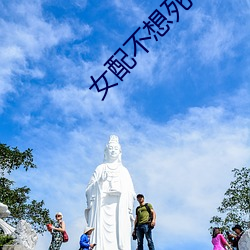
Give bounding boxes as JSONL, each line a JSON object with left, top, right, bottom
{"left": 1, "top": 245, "right": 26, "bottom": 250}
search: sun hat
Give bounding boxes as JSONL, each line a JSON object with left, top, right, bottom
{"left": 55, "top": 212, "right": 63, "bottom": 218}
{"left": 84, "top": 227, "right": 95, "bottom": 234}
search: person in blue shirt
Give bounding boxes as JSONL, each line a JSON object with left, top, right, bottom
{"left": 79, "top": 227, "right": 96, "bottom": 250}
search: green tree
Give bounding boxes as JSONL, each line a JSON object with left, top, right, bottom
{"left": 0, "top": 143, "right": 52, "bottom": 233}
{"left": 210, "top": 167, "right": 250, "bottom": 232}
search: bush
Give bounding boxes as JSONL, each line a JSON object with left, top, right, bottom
{"left": 0, "top": 234, "right": 14, "bottom": 247}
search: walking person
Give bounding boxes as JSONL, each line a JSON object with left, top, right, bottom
{"left": 211, "top": 227, "right": 232, "bottom": 250}
{"left": 48, "top": 212, "right": 66, "bottom": 250}
{"left": 79, "top": 227, "right": 96, "bottom": 250}
{"left": 133, "top": 194, "right": 156, "bottom": 250}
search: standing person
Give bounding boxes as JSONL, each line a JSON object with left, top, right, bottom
{"left": 231, "top": 225, "right": 244, "bottom": 250}
{"left": 79, "top": 227, "right": 96, "bottom": 250}
{"left": 85, "top": 135, "right": 136, "bottom": 250}
{"left": 48, "top": 212, "right": 66, "bottom": 250}
{"left": 226, "top": 231, "right": 238, "bottom": 250}
{"left": 133, "top": 194, "right": 156, "bottom": 250}
{"left": 211, "top": 227, "right": 232, "bottom": 250}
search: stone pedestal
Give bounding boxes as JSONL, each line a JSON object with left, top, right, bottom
{"left": 2, "top": 246, "right": 26, "bottom": 250}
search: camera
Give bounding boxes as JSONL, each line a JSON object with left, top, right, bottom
{"left": 132, "top": 231, "right": 137, "bottom": 240}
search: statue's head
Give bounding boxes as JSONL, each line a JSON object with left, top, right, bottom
{"left": 0, "top": 202, "right": 10, "bottom": 218}
{"left": 104, "top": 135, "right": 122, "bottom": 163}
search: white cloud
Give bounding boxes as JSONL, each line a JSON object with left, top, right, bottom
{"left": 1, "top": 2, "right": 73, "bottom": 58}
{"left": 48, "top": 84, "right": 126, "bottom": 120}
{"left": 73, "top": 0, "right": 88, "bottom": 9}
{"left": 197, "top": 20, "right": 235, "bottom": 62}
{"left": 0, "top": 1, "right": 76, "bottom": 111}
{"left": 221, "top": 83, "right": 250, "bottom": 115}
{"left": 188, "top": 1, "right": 250, "bottom": 64}
{"left": 112, "top": 0, "right": 149, "bottom": 26}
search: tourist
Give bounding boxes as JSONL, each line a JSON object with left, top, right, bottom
{"left": 211, "top": 227, "right": 232, "bottom": 250}
{"left": 231, "top": 225, "right": 244, "bottom": 250}
{"left": 79, "top": 227, "right": 96, "bottom": 250}
{"left": 48, "top": 212, "right": 66, "bottom": 250}
{"left": 133, "top": 194, "right": 156, "bottom": 250}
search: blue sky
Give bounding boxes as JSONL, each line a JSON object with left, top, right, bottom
{"left": 0, "top": 0, "right": 250, "bottom": 249}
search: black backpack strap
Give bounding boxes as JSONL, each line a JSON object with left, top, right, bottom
{"left": 136, "top": 206, "right": 139, "bottom": 215}
{"left": 144, "top": 203, "right": 151, "bottom": 215}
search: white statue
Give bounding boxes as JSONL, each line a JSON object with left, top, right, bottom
{"left": 13, "top": 220, "right": 38, "bottom": 250}
{"left": 239, "top": 229, "right": 250, "bottom": 250}
{"left": 0, "top": 203, "right": 38, "bottom": 250}
{"left": 85, "top": 135, "right": 136, "bottom": 250}
{"left": 0, "top": 202, "right": 15, "bottom": 235}
{"left": 0, "top": 202, "right": 11, "bottom": 218}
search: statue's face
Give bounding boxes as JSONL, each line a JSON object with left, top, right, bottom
{"left": 107, "top": 142, "right": 121, "bottom": 160}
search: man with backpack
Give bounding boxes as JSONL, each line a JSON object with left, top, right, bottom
{"left": 132, "top": 194, "right": 156, "bottom": 250}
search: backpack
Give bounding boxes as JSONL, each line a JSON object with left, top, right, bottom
{"left": 136, "top": 203, "right": 154, "bottom": 229}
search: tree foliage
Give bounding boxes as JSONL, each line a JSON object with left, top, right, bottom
{"left": 210, "top": 167, "right": 250, "bottom": 232}
{"left": 0, "top": 234, "right": 14, "bottom": 246}
{"left": 0, "top": 144, "right": 36, "bottom": 175}
{"left": 0, "top": 143, "right": 52, "bottom": 233}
